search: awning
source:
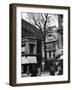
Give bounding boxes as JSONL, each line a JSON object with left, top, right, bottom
{"left": 21, "top": 56, "right": 37, "bottom": 64}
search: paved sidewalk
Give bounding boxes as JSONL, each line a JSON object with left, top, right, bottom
{"left": 21, "top": 72, "right": 50, "bottom": 77}
{"left": 41, "top": 72, "right": 50, "bottom": 76}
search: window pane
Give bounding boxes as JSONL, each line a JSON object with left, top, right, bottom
{"left": 29, "top": 44, "right": 35, "bottom": 54}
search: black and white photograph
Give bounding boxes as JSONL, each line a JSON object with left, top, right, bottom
{"left": 21, "top": 13, "right": 63, "bottom": 77}
{"left": 9, "top": 4, "right": 70, "bottom": 86}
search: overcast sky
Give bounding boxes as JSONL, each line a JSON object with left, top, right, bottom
{"left": 22, "top": 13, "right": 58, "bottom": 28}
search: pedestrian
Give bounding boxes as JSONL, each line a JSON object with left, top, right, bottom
{"left": 30, "top": 64, "right": 37, "bottom": 77}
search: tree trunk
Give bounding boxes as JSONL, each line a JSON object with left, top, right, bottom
{"left": 43, "top": 37, "right": 47, "bottom": 72}
{"left": 44, "top": 22, "right": 47, "bottom": 61}
{"left": 44, "top": 36, "right": 47, "bottom": 61}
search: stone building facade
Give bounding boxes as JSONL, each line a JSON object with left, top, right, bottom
{"left": 45, "top": 26, "right": 58, "bottom": 60}
{"left": 21, "top": 19, "right": 42, "bottom": 75}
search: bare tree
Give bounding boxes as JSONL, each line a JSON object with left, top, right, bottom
{"left": 26, "top": 13, "right": 57, "bottom": 62}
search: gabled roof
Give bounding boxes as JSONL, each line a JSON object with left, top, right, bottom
{"left": 22, "top": 19, "right": 42, "bottom": 40}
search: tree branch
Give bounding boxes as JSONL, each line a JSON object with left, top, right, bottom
{"left": 41, "top": 14, "right": 45, "bottom": 23}
{"left": 40, "top": 28, "right": 44, "bottom": 37}
{"left": 45, "top": 30, "right": 49, "bottom": 36}
{"left": 32, "top": 16, "right": 44, "bottom": 38}
{"left": 45, "top": 14, "right": 48, "bottom": 22}
{"left": 32, "top": 16, "right": 40, "bottom": 28}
